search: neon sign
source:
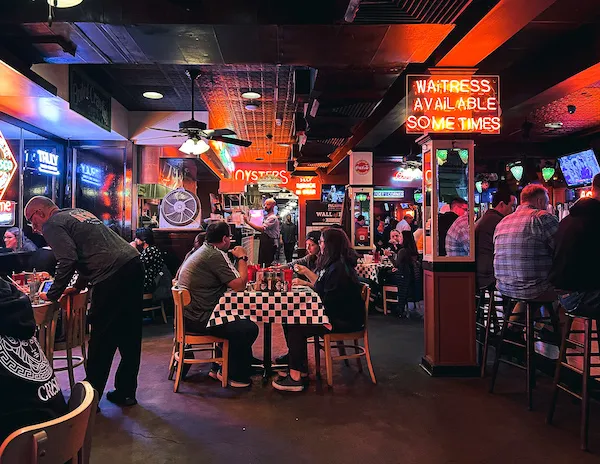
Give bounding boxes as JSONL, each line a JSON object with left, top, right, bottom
{"left": 0, "top": 130, "right": 17, "bottom": 200}
{"left": 406, "top": 75, "right": 501, "bottom": 134}
{"left": 295, "top": 179, "right": 317, "bottom": 196}
{"left": 374, "top": 190, "right": 405, "bottom": 199}
{"left": 392, "top": 167, "right": 422, "bottom": 182}
{"left": 210, "top": 141, "right": 235, "bottom": 174}
{"left": 0, "top": 200, "right": 15, "bottom": 226}
{"left": 36, "top": 149, "right": 60, "bottom": 176}
{"left": 79, "top": 163, "right": 103, "bottom": 187}
{"left": 233, "top": 169, "right": 290, "bottom": 184}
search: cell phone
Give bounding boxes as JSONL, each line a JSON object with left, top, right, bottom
{"left": 40, "top": 280, "right": 54, "bottom": 294}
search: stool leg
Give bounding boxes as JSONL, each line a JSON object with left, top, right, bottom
{"left": 547, "top": 317, "right": 573, "bottom": 425}
{"left": 581, "top": 318, "right": 592, "bottom": 451}
{"left": 490, "top": 299, "right": 515, "bottom": 393}
{"left": 481, "top": 291, "right": 495, "bottom": 377}
{"left": 314, "top": 338, "right": 321, "bottom": 379}
{"left": 526, "top": 303, "right": 535, "bottom": 411}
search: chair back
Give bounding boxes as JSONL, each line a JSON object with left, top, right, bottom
{"left": 34, "top": 303, "right": 59, "bottom": 363}
{"left": 58, "top": 290, "right": 89, "bottom": 349}
{"left": 360, "top": 283, "right": 371, "bottom": 328}
{"left": 172, "top": 286, "right": 191, "bottom": 343}
{"left": 0, "top": 381, "right": 99, "bottom": 464}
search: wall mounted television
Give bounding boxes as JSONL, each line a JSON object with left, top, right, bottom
{"left": 558, "top": 149, "right": 600, "bottom": 188}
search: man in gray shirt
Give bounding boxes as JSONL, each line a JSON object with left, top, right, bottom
{"left": 178, "top": 221, "right": 258, "bottom": 387}
{"left": 26, "top": 196, "right": 144, "bottom": 408}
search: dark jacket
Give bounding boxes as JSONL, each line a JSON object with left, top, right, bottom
{"left": 475, "top": 209, "right": 505, "bottom": 289}
{"left": 0, "top": 279, "right": 67, "bottom": 442}
{"left": 315, "top": 260, "right": 364, "bottom": 332}
{"left": 438, "top": 212, "right": 458, "bottom": 256}
{"left": 549, "top": 198, "right": 600, "bottom": 291}
{"left": 281, "top": 221, "right": 297, "bottom": 244}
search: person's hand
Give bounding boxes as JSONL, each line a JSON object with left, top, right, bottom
{"left": 294, "top": 264, "right": 309, "bottom": 276}
{"left": 231, "top": 246, "right": 248, "bottom": 259}
{"left": 129, "top": 241, "right": 137, "bottom": 248}
{"left": 63, "top": 286, "right": 79, "bottom": 295}
{"left": 383, "top": 249, "right": 392, "bottom": 257}
{"left": 292, "top": 278, "right": 305, "bottom": 286}
{"left": 39, "top": 292, "right": 49, "bottom": 301}
{"left": 243, "top": 214, "right": 250, "bottom": 224}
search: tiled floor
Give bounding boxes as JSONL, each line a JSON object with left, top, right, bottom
{"left": 56, "top": 314, "right": 600, "bottom": 464}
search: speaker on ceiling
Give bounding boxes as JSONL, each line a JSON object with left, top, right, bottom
{"left": 294, "top": 112, "right": 307, "bottom": 133}
{"left": 286, "top": 160, "right": 295, "bottom": 172}
{"left": 294, "top": 68, "right": 316, "bottom": 104}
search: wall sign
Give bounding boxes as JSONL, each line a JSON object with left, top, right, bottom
{"left": 0, "top": 130, "right": 17, "bottom": 201}
{"left": 392, "top": 167, "right": 422, "bottom": 182}
{"left": 69, "top": 67, "right": 112, "bottom": 132}
{"left": 79, "top": 163, "right": 103, "bottom": 187}
{"left": 26, "top": 149, "right": 60, "bottom": 176}
{"left": 0, "top": 200, "right": 15, "bottom": 226}
{"left": 305, "top": 200, "right": 342, "bottom": 234}
{"left": 350, "top": 152, "right": 373, "bottom": 185}
{"left": 295, "top": 179, "right": 318, "bottom": 196}
{"left": 406, "top": 75, "right": 501, "bottom": 134}
{"left": 374, "top": 189, "right": 405, "bottom": 200}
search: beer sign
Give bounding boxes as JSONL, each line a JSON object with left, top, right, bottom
{"left": 0, "top": 130, "right": 17, "bottom": 201}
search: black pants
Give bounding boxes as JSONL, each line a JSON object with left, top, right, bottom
{"left": 86, "top": 257, "right": 144, "bottom": 398}
{"left": 258, "top": 235, "right": 276, "bottom": 267}
{"left": 283, "top": 243, "right": 295, "bottom": 263}
{"left": 185, "top": 318, "right": 259, "bottom": 382}
{"left": 283, "top": 324, "right": 329, "bottom": 373}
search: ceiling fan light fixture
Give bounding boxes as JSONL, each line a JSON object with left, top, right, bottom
{"left": 47, "top": 0, "right": 83, "bottom": 7}
{"left": 245, "top": 103, "right": 259, "bottom": 111}
{"left": 242, "top": 91, "right": 261, "bottom": 99}
{"left": 143, "top": 91, "right": 164, "bottom": 100}
{"left": 179, "top": 138, "right": 209, "bottom": 156}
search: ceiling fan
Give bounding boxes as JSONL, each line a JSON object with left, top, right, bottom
{"left": 146, "top": 69, "right": 252, "bottom": 155}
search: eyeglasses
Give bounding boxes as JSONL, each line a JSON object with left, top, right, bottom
{"left": 26, "top": 209, "right": 41, "bottom": 227}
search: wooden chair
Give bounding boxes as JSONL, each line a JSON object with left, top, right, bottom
{"left": 0, "top": 381, "right": 99, "bottom": 464}
{"left": 382, "top": 285, "right": 398, "bottom": 316}
{"left": 54, "top": 290, "right": 89, "bottom": 390}
{"left": 170, "top": 286, "right": 229, "bottom": 391}
{"left": 33, "top": 302, "right": 59, "bottom": 365}
{"left": 316, "top": 284, "right": 377, "bottom": 387}
{"left": 143, "top": 293, "right": 168, "bottom": 324}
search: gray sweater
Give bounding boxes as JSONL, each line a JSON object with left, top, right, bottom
{"left": 42, "top": 209, "right": 139, "bottom": 301}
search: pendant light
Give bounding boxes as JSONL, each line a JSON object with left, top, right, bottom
{"left": 47, "top": 0, "right": 83, "bottom": 7}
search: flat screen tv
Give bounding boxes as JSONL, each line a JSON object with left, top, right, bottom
{"left": 558, "top": 149, "right": 600, "bottom": 188}
{"left": 321, "top": 184, "right": 345, "bottom": 203}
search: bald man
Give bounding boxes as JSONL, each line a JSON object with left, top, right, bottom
{"left": 25, "top": 196, "right": 143, "bottom": 408}
{"left": 244, "top": 198, "right": 280, "bottom": 266}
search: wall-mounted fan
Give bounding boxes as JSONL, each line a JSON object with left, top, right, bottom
{"left": 146, "top": 69, "right": 252, "bottom": 154}
{"left": 159, "top": 188, "right": 202, "bottom": 229}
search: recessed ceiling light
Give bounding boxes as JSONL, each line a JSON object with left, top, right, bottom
{"left": 143, "top": 91, "right": 164, "bottom": 100}
{"left": 245, "top": 103, "right": 259, "bottom": 111}
{"left": 278, "top": 143, "right": 291, "bottom": 147}
{"left": 242, "top": 91, "right": 261, "bottom": 99}
{"left": 544, "top": 122, "right": 563, "bottom": 129}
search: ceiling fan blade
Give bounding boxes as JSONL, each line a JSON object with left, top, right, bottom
{"left": 211, "top": 135, "right": 252, "bottom": 147}
{"left": 147, "top": 127, "right": 183, "bottom": 134}
{"left": 137, "top": 134, "right": 187, "bottom": 141}
{"left": 204, "top": 128, "right": 237, "bottom": 137}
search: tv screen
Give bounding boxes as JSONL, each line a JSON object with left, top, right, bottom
{"left": 558, "top": 149, "right": 600, "bottom": 187}
{"left": 321, "top": 184, "right": 345, "bottom": 203}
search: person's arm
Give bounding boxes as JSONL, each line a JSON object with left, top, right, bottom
{"left": 42, "top": 223, "right": 78, "bottom": 301}
{"left": 244, "top": 215, "right": 265, "bottom": 233}
{"left": 226, "top": 246, "right": 249, "bottom": 291}
{"left": 540, "top": 213, "right": 560, "bottom": 252}
{"left": 295, "top": 264, "right": 318, "bottom": 284}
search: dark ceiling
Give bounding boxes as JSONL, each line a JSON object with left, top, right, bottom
{"left": 0, "top": 0, "right": 599, "bottom": 170}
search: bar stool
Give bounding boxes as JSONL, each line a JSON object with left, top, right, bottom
{"left": 475, "top": 285, "right": 503, "bottom": 377}
{"left": 547, "top": 313, "right": 600, "bottom": 451}
{"left": 489, "top": 295, "right": 561, "bottom": 410}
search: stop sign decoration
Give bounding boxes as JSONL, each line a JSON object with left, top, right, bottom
{"left": 355, "top": 159, "right": 370, "bottom": 175}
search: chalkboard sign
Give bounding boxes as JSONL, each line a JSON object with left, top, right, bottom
{"left": 69, "top": 67, "right": 111, "bottom": 132}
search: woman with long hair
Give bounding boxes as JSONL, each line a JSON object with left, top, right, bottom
{"left": 272, "top": 228, "right": 364, "bottom": 392}
{"left": 3, "top": 227, "right": 37, "bottom": 252}
{"left": 388, "top": 230, "right": 422, "bottom": 317}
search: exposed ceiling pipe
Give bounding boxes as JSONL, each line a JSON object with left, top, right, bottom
{"left": 344, "top": 0, "right": 362, "bottom": 22}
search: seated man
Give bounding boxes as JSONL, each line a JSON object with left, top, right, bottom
{"left": 550, "top": 173, "right": 600, "bottom": 316}
{"left": 445, "top": 212, "right": 469, "bottom": 257}
{"left": 178, "top": 222, "right": 258, "bottom": 388}
{"left": 0, "top": 279, "right": 67, "bottom": 443}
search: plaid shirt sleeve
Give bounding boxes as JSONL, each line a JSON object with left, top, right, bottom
{"left": 445, "top": 215, "right": 470, "bottom": 257}
{"left": 537, "top": 211, "right": 559, "bottom": 253}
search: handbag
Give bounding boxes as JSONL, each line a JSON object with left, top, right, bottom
{"left": 152, "top": 264, "right": 173, "bottom": 302}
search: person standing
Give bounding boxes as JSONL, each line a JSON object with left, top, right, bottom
{"left": 550, "top": 173, "right": 600, "bottom": 316}
{"left": 244, "top": 198, "right": 280, "bottom": 267}
{"left": 26, "top": 196, "right": 144, "bottom": 407}
{"left": 280, "top": 215, "right": 297, "bottom": 263}
{"left": 395, "top": 214, "right": 413, "bottom": 233}
{"left": 474, "top": 189, "right": 516, "bottom": 289}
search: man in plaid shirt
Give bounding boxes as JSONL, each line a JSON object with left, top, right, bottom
{"left": 493, "top": 184, "right": 559, "bottom": 300}
{"left": 446, "top": 213, "right": 470, "bottom": 257}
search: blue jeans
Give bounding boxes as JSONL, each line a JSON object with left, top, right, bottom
{"left": 559, "top": 290, "right": 600, "bottom": 317}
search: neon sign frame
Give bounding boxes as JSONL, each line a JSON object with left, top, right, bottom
{"left": 0, "top": 130, "right": 17, "bottom": 201}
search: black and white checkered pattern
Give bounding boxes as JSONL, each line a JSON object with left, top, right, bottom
{"left": 355, "top": 263, "right": 392, "bottom": 283}
{"left": 207, "top": 290, "right": 329, "bottom": 327}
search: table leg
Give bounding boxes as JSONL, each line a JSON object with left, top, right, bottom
{"left": 262, "top": 322, "right": 273, "bottom": 384}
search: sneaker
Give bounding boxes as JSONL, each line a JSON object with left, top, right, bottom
{"left": 274, "top": 353, "right": 289, "bottom": 365}
{"left": 216, "top": 370, "right": 251, "bottom": 388}
{"left": 272, "top": 375, "right": 305, "bottom": 392}
{"left": 105, "top": 390, "right": 137, "bottom": 407}
{"left": 208, "top": 368, "right": 220, "bottom": 381}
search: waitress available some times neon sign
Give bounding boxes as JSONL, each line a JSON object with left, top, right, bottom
{"left": 405, "top": 75, "right": 501, "bottom": 134}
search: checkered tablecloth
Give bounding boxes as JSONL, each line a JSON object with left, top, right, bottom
{"left": 355, "top": 263, "right": 393, "bottom": 283}
{"left": 207, "top": 289, "right": 329, "bottom": 327}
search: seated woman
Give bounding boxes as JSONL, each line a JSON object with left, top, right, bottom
{"left": 134, "top": 228, "right": 165, "bottom": 294}
{"left": 3, "top": 227, "right": 38, "bottom": 252}
{"left": 386, "top": 231, "right": 421, "bottom": 318}
{"left": 272, "top": 228, "right": 364, "bottom": 392}
{"left": 0, "top": 278, "right": 67, "bottom": 442}
{"left": 379, "top": 229, "right": 403, "bottom": 258}
{"left": 278, "top": 230, "right": 321, "bottom": 288}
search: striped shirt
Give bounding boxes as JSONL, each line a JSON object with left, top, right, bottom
{"left": 493, "top": 204, "right": 559, "bottom": 300}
